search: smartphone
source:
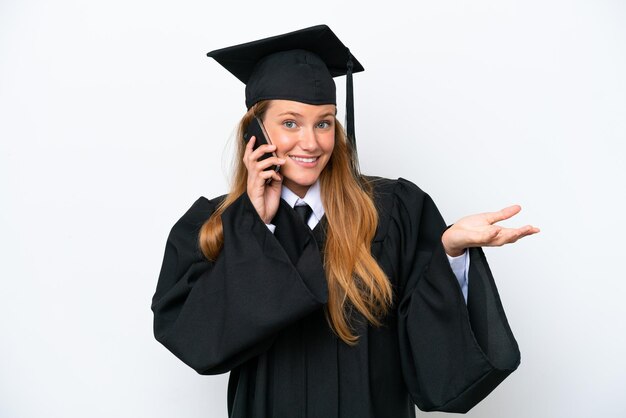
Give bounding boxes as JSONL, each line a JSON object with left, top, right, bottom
{"left": 243, "top": 117, "right": 280, "bottom": 175}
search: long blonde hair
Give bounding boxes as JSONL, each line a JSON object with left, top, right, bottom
{"left": 199, "top": 100, "right": 393, "bottom": 345}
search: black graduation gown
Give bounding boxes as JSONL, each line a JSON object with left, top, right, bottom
{"left": 151, "top": 176, "right": 520, "bottom": 418}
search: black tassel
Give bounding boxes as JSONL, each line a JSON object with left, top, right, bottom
{"left": 345, "top": 50, "right": 360, "bottom": 174}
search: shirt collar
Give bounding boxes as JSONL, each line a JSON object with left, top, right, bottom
{"left": 281, "top": 180, "right": 325, "bottom": 222}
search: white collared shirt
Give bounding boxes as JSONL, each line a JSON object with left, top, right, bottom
{"left": 280, "top": 179, "right": 325, "bottom": 230}
{"left": 265, "top": 180, "right": 469, "bottom": 302}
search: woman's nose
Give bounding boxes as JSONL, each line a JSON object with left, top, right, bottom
{"left": 298, "top": 127, "right": 319, "bottom": 151}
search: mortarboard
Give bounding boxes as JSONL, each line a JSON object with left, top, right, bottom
{"left": 206, "top": 24, "right": 364, "bottom": 162}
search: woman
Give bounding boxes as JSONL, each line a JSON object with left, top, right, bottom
{"left": 151, "top": 25, "right": 539, "bottom": 418}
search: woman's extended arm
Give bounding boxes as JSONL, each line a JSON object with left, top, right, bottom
{"left": 391, "top": 179, "right": 521, "bottom": 413}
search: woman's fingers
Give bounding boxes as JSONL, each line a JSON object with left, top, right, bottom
{"left": 454, "top": 224, "right": 541, "bottom": 248}
{"left": 514, "top": 225, "right": 541, "bottom": 241}
{"left": 243, "top": 136, "right": 256, "bottom": 157}
{"left": 243, "top": 136, "right": 285, "bottom": 224}
{"left": 257, "top": 169, "right": 282, "bottom": 181}
{"left": 247, "top": 144, "right": 277, "bottom": 165}
{"left": 244, "top": 137, "right": 275, "bottom": 165}
{"left": 247, "top": 157, "right": 285, "bottom": 188}
{"left": 248, "top": 158, "right": 284, "bottom": 191}
{"left": 245, "top": 140, "right": 284, "bottom": 180}
{"left": 448, "top": 205, "right": 540, "bottom": 250}
{"left": 483, "top": 226, "right": 502, "bottom": 241}
{"left": 256, "top": 156, "right": 286, "bottom": 171}
{"left": 487, "top": 225, "right": 540, "bottom": 246}
{"left": 264, "top": 170, "right": 283, "bottom": 185}
{"left": 486, "top": 205, "right": 522, "bottom": 224}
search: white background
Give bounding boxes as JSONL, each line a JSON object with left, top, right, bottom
{"left": 1, "top": 0, "right": 625, "bottom": 417}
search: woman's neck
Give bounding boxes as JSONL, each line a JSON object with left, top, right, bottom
{"left": 282, "top": 179, "right": 310, "bottom": 199}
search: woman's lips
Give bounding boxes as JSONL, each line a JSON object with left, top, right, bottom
{"left": 289, "top": 155, "right": 319, "bottom": 167}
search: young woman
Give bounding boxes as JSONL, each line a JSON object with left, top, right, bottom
{"left": 151, "top": 25, "right": 539, "bottom": 418}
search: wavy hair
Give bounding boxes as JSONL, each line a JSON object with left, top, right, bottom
{"left": 199, "top": 100, "right": 393, "bottom": 345}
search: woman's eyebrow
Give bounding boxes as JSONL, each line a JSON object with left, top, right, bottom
{"left": 277, "top": 111, "right": 303, "bottom": 117}
{"left": 276, "top": 111, "right": 336, "bottom": 118}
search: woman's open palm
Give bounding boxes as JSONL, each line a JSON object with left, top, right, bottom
{"left": 442, "top": 205, "right": 540, "bottom": 256}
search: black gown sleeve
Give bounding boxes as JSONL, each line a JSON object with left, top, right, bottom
{"left": 151, "top": 192, "right": 327, "bottom": 375}
{"left": 392, "top": 178, "right": 520, "bottom": 413}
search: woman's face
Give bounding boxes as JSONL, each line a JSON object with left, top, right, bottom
{"left": 261, "top": 100, "right": 336, "bottom": 197}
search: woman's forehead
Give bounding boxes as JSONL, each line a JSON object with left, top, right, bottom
{"left": 266, "top": 100, "right": 336, "bottom": 117}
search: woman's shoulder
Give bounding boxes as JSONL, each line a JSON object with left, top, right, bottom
{"left": 362, "top": 175, "right": 433, "bottom": 242}
{"left": 174, "top": 194, "right": 228, "bottom": 229}
{"left": 195, "top": 194, "right": 228, "bottom": 210}
{"left": 362, "top": 175, "right": 429, "bottom": 202}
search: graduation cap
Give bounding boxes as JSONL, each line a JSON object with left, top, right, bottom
{"left": 207, "top": 24, "right": 364, "bottom": 164}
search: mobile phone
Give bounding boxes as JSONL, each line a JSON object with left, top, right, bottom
{"left": 244, "top": 117, "right": 280, "bottom": 174}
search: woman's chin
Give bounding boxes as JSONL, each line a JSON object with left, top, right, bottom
{"left": 282, "top": 176, "right": 318, "bottom": 193}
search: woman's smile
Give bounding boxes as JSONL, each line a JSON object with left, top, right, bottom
{"left": 289, "top": 154, "right": 320, "bottom": 166}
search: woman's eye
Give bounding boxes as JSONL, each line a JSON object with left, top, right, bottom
{"left": 317, "top": 121, "right": 332, "bottom": 129}
{"left": 283, "top": 121, "right": 297, "bottom": 129}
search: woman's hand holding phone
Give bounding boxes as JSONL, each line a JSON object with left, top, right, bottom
{"left": 244, "top": 136, "right": 286, "bottom": 224}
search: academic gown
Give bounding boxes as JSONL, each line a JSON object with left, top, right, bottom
{"left": 151, "top": 176, "right": 520, "bottom": 418}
